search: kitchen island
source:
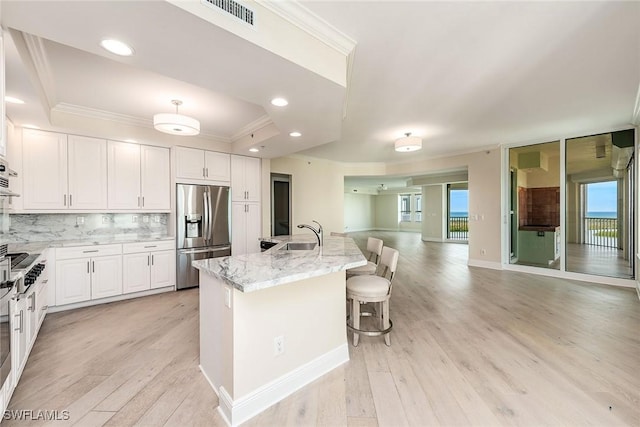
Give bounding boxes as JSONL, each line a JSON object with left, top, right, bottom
{"left": 193, "top": 235, "right": 366, "bottom": 426}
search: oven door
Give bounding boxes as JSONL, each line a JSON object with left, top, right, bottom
{"left": 0, "top": 259, "right": 12, "bottom": 386}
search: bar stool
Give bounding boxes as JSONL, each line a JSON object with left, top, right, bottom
{"left": 347, "top": 237, "right": 383, "bottom": 278}
{"left": 346, "top": 246, "right": 399, "bottom": 346}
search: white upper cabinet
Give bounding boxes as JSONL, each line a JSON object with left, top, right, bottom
{"left": 67, "top": 135, "right": 108, "bottom": 209}
{"left": 175, "top": 146, "right": 230, "bottom": 183}
{"left": 0, "top": 33, "right": 6, "bottom": 158}
{"left": 231, "top": 155, "right": 261, "bottom": 202}
{"left": 23, "top": 129, "right": 68, "bottom": 209}
{"left": 108, "top": 141, "right": 141, "bottom": 209}
{"left": 141, "top": 145, "right": 170, "bottom": 210}
{"left": 108, "top": 141, "right": 170, "bottom": 211}
{"left": 23, "top": 130, "right": 108, "bottom": 210}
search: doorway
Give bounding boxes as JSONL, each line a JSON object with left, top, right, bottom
{"left": 447, "top": 183, "right": 469, "bottom": 241}
{"left": 271, "top": 174, "right": 291, "bottom": 236}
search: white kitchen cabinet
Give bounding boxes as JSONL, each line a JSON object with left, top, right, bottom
{"left": 231, "top": 155, "right": 261, "bottom": 202}
{"left": 67, "top": 135, "right": 108, "bottom": 209}
{"left": 0, "top": 33, "right": 6, "bottom": 158}
{"left": 175, "top": 146, "right": 230, "bottom": 182}
{"left": 11, "top": 296, "right": 28, "bottom": 383}
{"left": 22, "top": 130, "right": 108, "bottom": 210}
{"left": 231, "top": 202, "right": 261, "bottom": 255}
{"left": 22, "top": 129, "right": 68, "bottom": 209}
{"left": 108, "top": 141, "right": 170, "bottom": 210}
{"left": 56, "top": 244, "right": 123, "bottom": 305}
{"left": 141, "top": 145, "right": 170, "bottom": 210}
{"left": 122, "top": 240, "right": 175, "bottom": 294}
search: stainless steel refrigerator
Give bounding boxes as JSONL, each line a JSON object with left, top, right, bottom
{"left": 176, "top": 184, "right": 231, "bottom": 290}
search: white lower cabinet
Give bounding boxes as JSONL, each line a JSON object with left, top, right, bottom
{"left": 55, "top": 244, "right": 123, "bottom": 306}
{"left": 231, "top": 202, "right": 261, "bottom": 255}
{"left": 122, "top": 241, "right": 175, "bottom": 294}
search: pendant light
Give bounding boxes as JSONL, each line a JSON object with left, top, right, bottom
{"left": 394, "top": 132, "right": 422, "bottom": 152}
{"left": 153, "top": 100, "right": 200, "bottom": 136}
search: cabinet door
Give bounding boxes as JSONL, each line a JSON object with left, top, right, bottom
{"left": 244, "top": 157, "right": 261, "bottom": 202}
{"left": 150, "top": 250, "right": 175, "bottom": 289}
{"left": 231, "top": 202, "right": 248, "bottom": 256}
{"left": 108, "top": 141, "right": 141, "bottom": 209}
{"left": 175, "top": 147, "right": 205, "bottom": 180}
{"left": 36, "top": 278, "right": 48, "bottom": 327}
{"left": 230, "top": 155, "right": 246, "bottom": 202}
{"left": 0, "top": 34, "right": 5, "bottom": 158}
{"left": 246, "top": 203, "right": 262, "bottom": 254}
{"left": 68, "top": 135, "right": 108, "bottom": 209}
{"left": 56, "top": 258, "right": 91, "bottom": 305}
{"left": 123, "top": 253, "right": 151, "bottom": 294}
{"left": 25, "top": 286, "right": 38, "bottom": 348}
{"left": 91, "top": 255, "right": 123, "bottom": 300}
{"left": 141, "top": 145, "right": 170, "bottom": 210}
{"left": 22, "top": 129, "right": 68, "bottom": 209}
{"left": 11, "top": 298, "right": 27, "bottom": 383}
{"left": 205, "top": 151, "right": 230, "bottom": 182}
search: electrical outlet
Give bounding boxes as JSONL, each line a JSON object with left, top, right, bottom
{"left": 76, "top": 216, "right": 85, "bottom": 225}
{"left": 481, "top": 249, "right": 486, "bottom": 255}
{"left": 143, "top": 215, "right": 150, "bottom": 223}
{"left": 274, "top": 336, "right": 284, "bottom": 356}
{"left": 153, "top": 215, "right": 160, "bottom": 223}
{"left": 132, "top": 215, "right": 138, "bottom": 223}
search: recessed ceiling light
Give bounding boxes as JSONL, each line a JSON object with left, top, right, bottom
{"left": 23, "top": 124, "right": 39, "bottom": 129}
{"left": 271, "top": 98, "right": 288, "bottom": 107}
{"left": 124, "top": 139, "right": 137, "bottom": 143}
{"left": 289, "top": 132, "right": 302, "bottom": 137}
{"left": 249, "top": 148, "right": 260, "bottom": 153}
{"left": 100, "top": 39, "right": 134, "bottom": 56}
{"left": 5, "top": 96, "right": 25, "bottom": 104}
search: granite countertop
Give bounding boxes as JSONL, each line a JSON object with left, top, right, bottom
{"left": 518, "top": 225, "right": 560, "bottom": 232}
{"left": 193, "top": 235, "right": 367, "bottom": 293}
{"left": 8, "top": 235, "right": 175, "bottom": 254}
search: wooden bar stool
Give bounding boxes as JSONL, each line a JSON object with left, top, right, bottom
{"left": 347, "top": 237, "right": 383, "bottom": 278}
{"left": 346, "top": 246, "right": 399, "bottom": 346}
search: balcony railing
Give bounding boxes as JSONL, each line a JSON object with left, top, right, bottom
{"left": 585, "top": 217, "right": 618, "bottom": 248}
{"left": 448, "top": 216, "right": 468, "bottom": 240}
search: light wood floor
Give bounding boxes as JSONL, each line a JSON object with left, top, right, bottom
{"left": 566, "top": 243, "right": 634, "bottom": 279}
{"left": 7, "top": 231, "right": 640, "bottom": 426}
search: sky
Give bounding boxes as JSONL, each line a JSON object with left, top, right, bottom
{"left": 587, "top": 181, "right": 617, "bottom": 212}
{"left": 450, "top": 190, "right": 468, "bottom": 212}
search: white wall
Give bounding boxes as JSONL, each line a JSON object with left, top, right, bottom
{"left": 374, "top": 194, "right": 399, "bottom": 230}
{"left": 270, "top": 155, "right": 344, "bottom": 235}
{"left": 421, "top": 185, "right": 445, "bottom": 241}
{"left": 344, "top": 193, "right": 375, "bottom": 232}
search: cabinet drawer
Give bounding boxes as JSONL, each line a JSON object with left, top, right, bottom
{"left": 56, "top": 244, "right": 122, "bottom": 260}
{"left": 122, "top": 240, "right": 175, "bottom": 254}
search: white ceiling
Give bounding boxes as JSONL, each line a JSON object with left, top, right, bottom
{"left": 2, "top": 1, "right": 639, "bottom": 163}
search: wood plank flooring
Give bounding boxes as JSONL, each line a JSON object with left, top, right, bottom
{"left": 6, "top": 231, "right": 639, "bottom": 426}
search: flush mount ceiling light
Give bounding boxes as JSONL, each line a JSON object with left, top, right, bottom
{"left": 394, "top": 132, "right": 422, "bottom": 152}
{"left": 5, "top": 96, "right": 25, "bottom": 104}
{"left": 153, "top": 100, "right": 200, "bottom": 136}
{"left": 289, "top": 131, "right": 301, "bottom": 137}
{"left": 249, "top": 148, "right": 260, "bottom": 153}
{"left": 100, "top": 39, "right": 134, "bottom": 56}
{"left": 271, "top": 97, "right": 288, "bottom": 107}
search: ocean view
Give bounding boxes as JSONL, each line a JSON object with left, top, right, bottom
{"left": 587, "top": 211, "right": 617, "bottom": 218}
{"left": 450, "top": 211, "right": 468, "bottom": 217}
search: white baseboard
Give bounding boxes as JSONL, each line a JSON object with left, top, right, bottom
{"left": 421, "top": 237, "right": 444, "bottom": 242}
{"left": 216, "top": 343, "right": 349, "bottom": 427}
{"left": 48, "top": 286, "right": 174, "bottom": 313}
{"left": 467, "top": 259, "right": 503, "bottom": 270}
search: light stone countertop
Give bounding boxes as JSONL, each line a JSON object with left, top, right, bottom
{"left": 8, "top": 235, "right": 174, "bottom": 254}
{"left": 192, "top": 235, "right": 367, "bottom": 293}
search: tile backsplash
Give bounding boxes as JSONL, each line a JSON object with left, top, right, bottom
{"left": 518, "top": 186, "right": 560, "bottom": 227}
{"left": 6, "top": 213, "right": 170, "bottom": 243}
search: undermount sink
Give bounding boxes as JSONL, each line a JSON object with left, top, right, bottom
{"left": 280, "top": 242, "right": 317, "bottom": 251}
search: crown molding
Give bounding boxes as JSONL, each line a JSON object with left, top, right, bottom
{"left": 52, "top": 102, "right": 231, "bottom": 143}
{"left": 632, "top": 83, "right": 640, "bottom": 126}
{"left": 231, "top": 114, "right": 273, "bottom": 141}
{"left": 18, "top": 31, "right": 57, "bottom": 110}
{"left": 258, "top": 1, "right": 356, "bottom": 56}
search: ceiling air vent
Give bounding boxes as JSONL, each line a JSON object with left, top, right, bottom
{"left": 201, "top": 0, "right": 254, "bottom": 26}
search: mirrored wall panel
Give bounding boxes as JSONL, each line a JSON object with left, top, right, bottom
{"left": 565, "top": 130, "right": 635, "bottom": 279}
{"left": 509, "top": 141, "right": 561, "bottom": 269}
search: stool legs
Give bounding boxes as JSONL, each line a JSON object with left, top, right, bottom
{"left": 383, "top": 300, "right": 391, "bottom": 346}
{"left": 352, "top": 299, "right": 360, "bottom": 346}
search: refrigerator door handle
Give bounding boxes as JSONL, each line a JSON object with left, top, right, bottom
{"left": 203, "top": 189, "right": 210, "bottom": 245}
{"left": 206, "top": 189, "right": 213, "bottom": 245}
{"left": 179, "top": 247, "right": 231, "bottom": 255}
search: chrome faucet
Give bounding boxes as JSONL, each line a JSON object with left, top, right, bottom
{"left": 297, "top": 220, "right": 323, "bottom": 246}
